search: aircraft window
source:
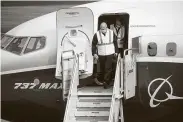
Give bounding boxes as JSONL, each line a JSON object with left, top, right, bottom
{"left": 5, "top": 37, "right": 28, "bottom": 55}
{"left": 1, "top": 35, "right": 13, "bottom": 49}
{"left": 147, "top": 42, "right": 157, "bottom": 56}
{"left": 24, "top": 37, "right": 45, "bottom": 54}
{"left": 166, "top": 42, "right": 176, "bottom": 56}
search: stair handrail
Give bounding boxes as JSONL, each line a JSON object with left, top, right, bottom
{"left": 63, "top": 53, "right": 79, "bottom": 122}
{"left": 62, "top": 50, "right": 75, "bottom": 101}
{"left": 109, "top": 54, "right": 122, "bottom": 122}
{"left": 68, "top": 53, "right": 79, "bottom": 97}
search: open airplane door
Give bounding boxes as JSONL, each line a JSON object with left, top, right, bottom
{"left": 55, "top": 7, "right": 94, "bottom": 100}
{"left": 55, "top": 7, "right": 94, "bottom": 79}
{"left": 124, "top": 37, "right": 140, "bottom": 99}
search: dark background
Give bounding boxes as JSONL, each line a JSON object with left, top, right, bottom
{"left": 1, "top": 1, "right": 97, "bottom": 33}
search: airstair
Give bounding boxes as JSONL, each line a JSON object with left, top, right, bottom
{"left": 62, "top": 49, "right": 136, "bottom": 122}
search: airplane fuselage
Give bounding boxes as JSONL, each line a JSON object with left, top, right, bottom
{"left": 1, "top": 1, "right": 183, "bottom": 122}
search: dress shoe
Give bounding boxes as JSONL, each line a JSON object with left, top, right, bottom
{"left": 103, "top": 82, "right": 110, "bottom": 89}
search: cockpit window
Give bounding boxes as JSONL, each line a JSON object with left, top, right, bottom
{"left": 24, "top": 37, "right": 46, "bottom": 54}
{"left": 5, "top": 37, "right": 28, "bottom": 55}
{"left": 1, "top": 35, "right": 13, "bottom": 49}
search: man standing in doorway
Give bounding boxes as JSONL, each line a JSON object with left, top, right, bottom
{"left": 110, "top": 18, "right": 125, "bottom": 57}
{"left": 92, "top": 22, "right": 118, "bottom": 89}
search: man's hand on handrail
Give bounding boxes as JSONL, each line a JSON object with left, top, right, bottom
{"left": 93, "top": 54, "right": 99, "bottom": 61}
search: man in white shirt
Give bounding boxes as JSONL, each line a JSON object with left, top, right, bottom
{"left": 92, "top": 22, "right": 118, "bottom": 89}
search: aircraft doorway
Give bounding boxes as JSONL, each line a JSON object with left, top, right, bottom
{"left": 94, "top": 13, "right": 129, "bottom": 85}
{"left": 98, "top": 13, "right": 129, "bottom": 55}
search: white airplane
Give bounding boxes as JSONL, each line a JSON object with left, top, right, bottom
{"left": 1, "top": 1, "right": 183, "bottom": 122}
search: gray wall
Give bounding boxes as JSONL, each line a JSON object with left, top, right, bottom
{"left": 1, "top": 1, "right": 96, "bottom": 33}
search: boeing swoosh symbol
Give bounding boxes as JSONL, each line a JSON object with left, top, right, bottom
{"left": 148, "top": 75, "right": 183, "bottom": 108}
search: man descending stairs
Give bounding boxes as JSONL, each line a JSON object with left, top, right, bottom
{"left": 62, "top": 53, "right": 124, "bottom": 122}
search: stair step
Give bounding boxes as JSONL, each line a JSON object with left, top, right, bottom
{"left": 75, "top": 107, "right": 110, "bottom": 117}
{"left": 74, "top": 116, "right": 109, "bottom": 122}
{"left": 78, "top": 97, "right": 112, "bottom": 101}
{"left": 78, "top": 86, "right": 113, "bottom": 96}
{"left": 69, "top": 120, "right": 108, "bottom": 122}
{"left": 77, "top": 102, "right": 111, "bottom": 108}
{"left": 69, "top": 118, "right": 108, "bottom": 122}
{"left": 77, "top": 97, "right": 111, "bottom": 107}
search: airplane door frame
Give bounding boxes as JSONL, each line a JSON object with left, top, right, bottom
{"left": 95, "top": 13, "right": 130, "bottom": 86}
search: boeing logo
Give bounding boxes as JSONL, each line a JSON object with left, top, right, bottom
{"left": 148, "top": 75, "right": 183, "bottom": 108}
